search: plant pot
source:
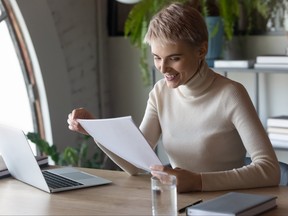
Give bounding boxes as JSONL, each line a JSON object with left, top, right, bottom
{"left": 205, "top": 16, "right": 224, "bottom": 67}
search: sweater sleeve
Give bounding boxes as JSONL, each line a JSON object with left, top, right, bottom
{"left": 201, "top": 83, "right": 280, "bottom": 191}
{"left": 139, "top": 81, "right": 163, "bottom": 149}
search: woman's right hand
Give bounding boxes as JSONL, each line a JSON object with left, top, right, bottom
{"left": 67, "top": 108, "right": 95, "bottom": 135}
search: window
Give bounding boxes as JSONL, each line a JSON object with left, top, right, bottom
{"left": 0, "top": 0, "right": 44, "bottom": 155}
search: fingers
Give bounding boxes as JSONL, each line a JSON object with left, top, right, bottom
{"left": 70, "top": 109, "right": 76, "bottom": 119}
{"left": 70, "top": 108, "right": 84, "bottom": 119}
{"left": 150, "top": 165, "right": 174, "bottom": 176}
{"left": 150, "top": 165, "right": 182, "bottom": 183}
{"left": 150, "top": 165, "right": 165, "bottom": 172}
{"left": 67, "top": 108, "right": 91, "bottom": 135}
{"left": 67, "top": 115, "right": 80, "bottom": 131}
{"left": 67, "top": 111, "right": 78, "bottom": 129}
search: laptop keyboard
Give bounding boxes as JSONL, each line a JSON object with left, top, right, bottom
{"left": 42, "top": 170, "right": 83, "bottom": 189}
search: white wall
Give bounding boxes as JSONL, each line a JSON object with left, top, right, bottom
{"left": 107, "top": 37, "right": 152, "bottom": 126}
{"left": 16, "top": 0, "right": 76, "bottom": 150}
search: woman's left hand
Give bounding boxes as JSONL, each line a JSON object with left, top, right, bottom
{"left": 150, "top": 165, "right": 202, "bottom": 193}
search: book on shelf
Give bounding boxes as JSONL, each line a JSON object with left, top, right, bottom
{"left": 268, "top": 133, "right": 288, "bottom": 142}
{"left": 186, "top": 192, "right": 277, "bottom": 216}
{"left": 0, "top": 155, "right": 48, "bottom": 178}
{"left": 254, "top": 63, "right": 288, "bottom": 69}
{"left": 267, "top": 127, "right": 288, "bottom": 134}
{"left": 214, "top": 60, "right": 255, "bottom": 68}
{"left": 267, "top": 115, "right": 288, "bottom": 128}
{"left": 256, "top": 55, "right": 288, "bottom": 64}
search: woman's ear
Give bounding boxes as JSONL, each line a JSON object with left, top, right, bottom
{"left": 198, "top": 42, "right": 208, "bottom": 59}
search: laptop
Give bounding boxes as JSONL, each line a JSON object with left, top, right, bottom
{"left": 0, "top": 124, "right": 112, "bottom": 193}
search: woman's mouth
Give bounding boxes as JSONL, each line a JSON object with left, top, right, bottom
{"left": 165, "top": 73, "right": 179, "bottom": 81}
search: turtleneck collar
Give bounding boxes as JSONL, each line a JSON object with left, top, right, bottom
{"left": 177, "top": 61, "right": 216, "bottom": 98}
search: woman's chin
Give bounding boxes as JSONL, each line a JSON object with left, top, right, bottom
{"left": 166, "top": 80, "right": 180, "bottom": 88}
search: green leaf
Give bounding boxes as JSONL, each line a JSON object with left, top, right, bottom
{"left": 26, "top": 132, "right": 59, "bottom": 164}
{"left": 63, "top": 147, "right": 79, "bottom": 166}
{"left": 26, "top": 132, "right": 104, "bottom": 168}
{"left": 218, "top": 0, "right": 239, "bottom": 41}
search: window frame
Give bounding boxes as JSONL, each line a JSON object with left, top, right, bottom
{"left": 0, "top": 0, "right": 45, "bottom": 139}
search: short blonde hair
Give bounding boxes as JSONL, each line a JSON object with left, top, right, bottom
{"left": 144, "top": 2, "right": 208, "bottom": 47}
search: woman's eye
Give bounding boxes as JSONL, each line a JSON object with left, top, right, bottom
{"left": 170, "top": 57, "right": 180, "bottom": 61}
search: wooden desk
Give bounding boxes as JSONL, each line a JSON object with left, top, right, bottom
{"left": 0, "top": 168, "right": 287, "bottom": 215}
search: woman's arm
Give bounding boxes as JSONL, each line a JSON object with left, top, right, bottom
{"left": 201, "top": 83, "right": 280, "bottom": 191}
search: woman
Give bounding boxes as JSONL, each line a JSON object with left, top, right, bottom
{"left": 67, "top": 2, "right": 280, "bottom": 192}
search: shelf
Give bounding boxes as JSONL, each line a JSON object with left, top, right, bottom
{"left": 270, "top": 137, "right": 288, "bottom": 150}
{"left": 213, "top": 68, "right": 288, "bottom": 74}
{"left": 212, "top": 67, "right": 288, "bottom": 115}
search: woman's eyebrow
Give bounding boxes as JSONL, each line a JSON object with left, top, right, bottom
{"left": 152, "top": 53, "right": 183, "bottom": 57}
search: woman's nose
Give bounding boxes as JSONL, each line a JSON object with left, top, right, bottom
{"left": 158, "top": 61, "right": 168, "bottom": 73}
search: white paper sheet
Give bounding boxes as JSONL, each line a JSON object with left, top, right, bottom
{"left": 77, "top": 116, "right": 162, "bottom": 172}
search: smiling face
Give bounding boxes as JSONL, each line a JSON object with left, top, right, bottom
{"left": 144, "top": 3, "right": 209, "bottom": 88}
{"left": 151, "top": 40, "right": 207, "bottom": 88}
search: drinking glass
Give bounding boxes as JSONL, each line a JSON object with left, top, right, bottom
{"left": 151, "top": 172, "right": 177, "bottom": 216}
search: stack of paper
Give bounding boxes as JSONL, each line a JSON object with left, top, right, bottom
{"left": 78, "top": 116, "right": 162, "bottom": 172}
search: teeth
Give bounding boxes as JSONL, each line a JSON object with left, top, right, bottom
{"left": 165, "top": 74, "right": 177, "bottom": 81}
{"left": 166, "top": 74, "right": 176, "bottom": 78}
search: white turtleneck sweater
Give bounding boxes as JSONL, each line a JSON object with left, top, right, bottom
{"left": 97, "top": 62, "right": 280, "bottom": 191}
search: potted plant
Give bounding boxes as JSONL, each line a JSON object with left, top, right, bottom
{"left": 199, "top": 0, "right": 238, "bottom": 66}
{"left": 27, "top": 132, "right": 105, "bottom": 168}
